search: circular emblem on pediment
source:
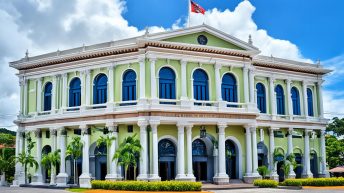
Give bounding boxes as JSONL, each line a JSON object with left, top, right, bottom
{"left": 197, "top": 35, "right": 208, "bottom": 45}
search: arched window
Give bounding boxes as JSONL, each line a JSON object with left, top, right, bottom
{"left": 43, "top": 82, "right": 52, "bottom": 111}
{"left": 291, "top": 87, "right": 301, "bottom": 115}
{"left": 307, "top": 88, "right": 314, "bottom": 116}
{"left": 192, "top": 139, "right": 207, "bottom": 156}
{"left": 221, "top": 73, "right": 237, "bottom": 103}
{"left": 275, "top": 85, "right": 285, "bottom": 115}
{"left": 93, "top": 74, "right": 108, "bottom": 104}
{"left": 122, "top": 70, "right": 136, "bottom": 101}
{"left": 69, "top": 78, "right": 81, "bottom": 107}
{"left": 256, "top": 83, "right": 266, "bottom": 113}
{"left": 159, "top": 67, "right": 176, "bottom": 100}
{"left": 193, "top": 69, "right": 209, "bottom": 101}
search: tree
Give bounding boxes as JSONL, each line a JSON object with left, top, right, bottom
{"left": 282, "top": 153, "right": 299, "bottom": 179}
{"left": 113, "top": 134, "right": 141, "bottom": 180}
{"left": 96, "top": 135, "right": 116, "bottom": 176}
{"left": 0, "top": 148, "right": 15, "bottom": 186}
{"left": 0, "top": 133, "right": 15, "bottom": 147}
{"left": 66, "top": 136, "right": 83, "bottom": 185}
{"left": 41, "top": 150, "right": 60, "bottom": 185}
{"left": 257, "top": 166, "right": 270, "bottom": 179}
{"left": 16, "top": 152, "right": 38, "bottom": 184}
{"left": 326, "top": 135, "right": 344, "bottom": 169}
{"left": 326, "top": 117, "right": 344, "bottom": 137}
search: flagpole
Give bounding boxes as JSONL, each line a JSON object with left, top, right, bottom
{"left": 188, "top": 0, "right": 191, "bottom": 27}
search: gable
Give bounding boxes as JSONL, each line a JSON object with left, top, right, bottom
{"left": 162, "top": 32, "right": 245, "bottom": 50}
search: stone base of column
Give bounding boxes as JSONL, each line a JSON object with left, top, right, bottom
{"left": 180, "top": 99, "right": 193, "bottom": 108}
{"left": 287, "top": 172, "right": 296, "bottom": 179}
{"left": 150, "top": 98, "right": 159, "bottom": 106}
{"left": 12, "top": 172, "right": 25, "bottom": 186}
{"left": 79, "top": 173, "right": 92, "bottom": 188}
{"left": 105, "top": 174, "right": 123, "bottom": 181}
{"left": 217, "top": 101, "right": 227, "bottom": 109}
{"left": 213, "top": 173, "right": 229, "bottom": 185}
{"left": 31, "top": 173, "right": 44, "bottom": 185}
{"left": 175, "top": 174, "right": 193, "bottom": 181}
{"left": 56, "top": 173, "right": 69, "bottom": 187}
{"left": 270, "top": 172, "right": 279, "bottom": 182}
{"left": 137, "top": 174, "right": 149, "bottom": 181}
{"left": 301, "top": 173, "right": 313, "bottom": 178}
{"left": 149, "top": 174, "right": 161, "bottom": 182}
{"left": 243, "top": 175, "right": 261, "bottom": 183}
{"left": 318, "top": 172, "right": 330, "bottom": 178}
{"left": 106, "top": 102, "right": 114, "bottom": 111}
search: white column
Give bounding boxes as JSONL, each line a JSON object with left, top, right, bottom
{"left": 302, "top": 129, "right": 313, "bottom": 178}
{"left": 214, "top": 123, "right": 229, "bottom": 184}
{"left": 320, "top": 130, "right": 328, "bottom": 176}
{"left": 13, "top": 128, "right": 25, "bottom": 186}
{"left": 176, "top": 123, "right": 186, "bottom": 180}
{"left": 150, "top": 121, "right": 160, "bottom": 180}
{"left": 49, "top": 128, "right": 57, "bottom": 185}
{"left": 302, "top": 81, "right": 308, "bottom": 117}
{"left": 269, "top": 127, "right": 278, "bottom": 177}
{"left": 32, "top": 129, "right": 43, "bottom": 185}
{"left": 36, "top": 78, "right": 42, "bottom": 113}
{"left": 251, "top": 127, "right": 260, "bottom": 177}
{"left": 108, "top": 66, "right": 114, "bottom": 103}
{"left": 56, "top": 128, "right": 68, "bottom": 186}
{"left": 85, "top": 69, "right": 91, "bottom": 106}
{"left": 181, "top": 60, "right": 188, "bottom": 100}
{"left": 23, "top": 78, "right": 28, "bottom": 115}
{"left": 51, "top": 76, "right": 57, "bottom": 113}
{"left": 244, "top": 126, "right": 252, "bottom": 176}
{"left": 186, "top": 125, "right": 195, "bottom": 180}
{"left": 287, "top": 127, "right": 296, "bottom": 178}
{"left": 317, "top": 81, "right": 324, "bottom": 118}
{"left": 150, "top": 58, "right": 158, "bottom": 102}
{"left": 214, "top": 63, "right": 222, "bottom": 101}
{"left": 137, "top": 120, "right": 148, "bottom": 180}
{"left": 61, "top": 73, "right": 68, "bottom": 109}
{"left": 105, "top": 123, "right": 118, "bottom": 180}
{"left": 139, "top": 57, "right": 146, "bottom": 100}
{"left": 249, "top": 69, "right": 255, "bottom": 103}
{"left": 286, "top": 79, "right": 293, "bottom": 119}
{"left": 269, "top": 77, "right": 276, "bottom": 117}
{"left": 79, "top": 125, "right": 91, "bottom": 188}
{"left": 243, "top": 65, "right": 249, "bottom": 103}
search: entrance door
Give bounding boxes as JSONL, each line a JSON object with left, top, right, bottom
{"left": 277, "top": 161, "right": 285, "bottom": 182}
{"left": 225, "top": 140, "right": 237, "bottom": 179}
{"left": 159, "top": 161, "right": 175, "bottom": 181}
{"left": 294, "top": 153, "right": 302, "bottom": 178}
{"left": 94, "top": 143, "right": 107, "bottom": 180}
{"left": 310, "top": 152, "right": 318, "bottom": 178}
{"left": 193, "top": 161, "right": 207, "bottom": 181}
{"left": 158, "top": 139, "right": 176, "bottom": 181}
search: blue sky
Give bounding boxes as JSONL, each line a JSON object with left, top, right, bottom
{"left": 0, "top": 0, "right": 344, "bottom": 130}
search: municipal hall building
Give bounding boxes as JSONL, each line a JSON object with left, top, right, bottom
{"left": 10, "top": 25, "right": 331, "bottom": 188}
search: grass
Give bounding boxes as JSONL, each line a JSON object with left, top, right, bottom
{"left": 66, "top": 188, "right": 89, "bottom": 192}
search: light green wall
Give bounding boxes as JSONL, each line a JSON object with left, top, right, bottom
{"left": 163, "top": 32, "right": 244, "bottom": 50}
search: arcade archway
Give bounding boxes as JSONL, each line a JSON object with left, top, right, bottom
{"left": 158, "top": 139, "right": 176, "bottom": 181}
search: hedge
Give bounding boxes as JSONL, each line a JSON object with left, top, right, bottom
{"left": 253, "top": 179, "right": 278, "bottom": 188}
{"left": 284, "top": 178, "right": 344, "bottom": 186}
{"left": 91, "top": 180, "right": 202, "bottom": 191}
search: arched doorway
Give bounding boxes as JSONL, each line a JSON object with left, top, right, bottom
{"left": 257, "top": 142, "right": 268, "bottom": 167}
{"left": 158, "top": 139, "right": 176, "bottom": 181}
{"left": 275, "top": 148, "right": 285, "bottom": 182}
{"left": 41, "top": 145, "right": 51, "bottom": 183}
{"left": 192, "top": 139, "right": 208, "bottom": 181}
{"left": 294, "top": 153, "right": 303, "bottom": 178}
{"left": 225, "top": 140, "right": 237, "bottom": 179}
{"left": 310, "top": 151, "right": 318, "bottom": 178}
{"left": 94, "top": 143, "right": 107, "bottom": 180}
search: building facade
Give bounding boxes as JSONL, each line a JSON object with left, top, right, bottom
{"left": 10, "top": 25, "right": 331, "bottom": 187}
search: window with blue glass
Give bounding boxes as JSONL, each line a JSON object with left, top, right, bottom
{"left": 43, "top": 82, "right": 52, "bottom": 111}
{"left": 69, "top": 78, "right": 81, "bottom": 107}
{"left": 193, "top": 69, "right": 209, "bottom": 101}
{"left": 275, "top": 85, "right": 285, "bottom": 115}
{"left": 192, "top": 139, "right": 207, "bottom": 156}
{"left": 159, "top": 67, "right": 176, "bottom": 100}
{"left": 291, "top": 87, "right": 301, "bottom": 115}
{"left": 256, "top": 83, "right": 266, "bottom": 113}
{"left": 93, "top": 74, "right": 108, "bottom": 104}
{"left": 122, "top": 70, "right": 136, "bottom": 101}
{"left": 307, "top": 88, "right": 314, "bottom": 116}
{"left": 221, "top": 73, "right": 237, "bottom": 103}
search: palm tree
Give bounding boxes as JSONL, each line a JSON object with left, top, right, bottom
{"left": 41, "top": 150, "right": 60, "bottom": 185}
{"left": 96, "top": 135, "right": 116, "bottom": 175}
{"left": 113, "top": 134, "right": 141, "bottom": 180}
{"left": 16, "top": 152, "right": 38, "bottom": 184}
{"left": 66, "top": 136, "right": 83, "bottom": 185}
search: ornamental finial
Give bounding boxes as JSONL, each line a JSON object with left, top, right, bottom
{"left": 145, "top": 27, "right": 149, "bottom": 36}
{"left": 25, "top": 49, "right": 29, "bottom": 59}
{"left": 248, "top": 34, "right": 253, "bottom": 45}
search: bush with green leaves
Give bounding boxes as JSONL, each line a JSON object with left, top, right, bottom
{"left": 253, "top": 179, "right": 278, "bottom": 188}
{"left": 284, "top": 178, "right": 344, "bottom": 186}
{"left": 257, "top": 166, "right": 270, "bottom": 179}
{"left": 91, "top": 180, "right": 202, "bottom": 191}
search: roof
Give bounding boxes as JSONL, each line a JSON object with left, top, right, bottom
{"left": 329, "top": 166, "right": 344, "bottom": 173}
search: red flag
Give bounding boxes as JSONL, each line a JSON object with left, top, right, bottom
{"left": 191, "top": 0, "right": 205, "bottom": 14}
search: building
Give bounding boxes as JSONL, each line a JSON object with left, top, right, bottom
{"left": 10, "top": 25, "right": 331, "bottom": 187}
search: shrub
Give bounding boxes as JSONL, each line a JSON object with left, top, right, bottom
{"left": 91, "top": 180, "right": 202, "bottom": 191}
{"left": 253, "top": 179, "right": 278, "bottom": 188}
{"left": 284, "top": 178, "right": 344, "bottom": 186}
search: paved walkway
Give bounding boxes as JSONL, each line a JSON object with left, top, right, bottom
{"left": 213, "top": 188, "right": 344, "bottom": 193}
{"left": 0, "top": 187, "right": 69, "bottom": 193}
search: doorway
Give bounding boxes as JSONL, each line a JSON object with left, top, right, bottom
{"left": 94, "top": 143, "right": 107, "bottom": 180}
{"left": 158, "top": 139, "right": 176, "bottom": 181}
{"left": 225, "top": 140, "right": 237, "bottom": 179}
{"left": 192, "top": 139, "right": 208, "bottom": 181}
